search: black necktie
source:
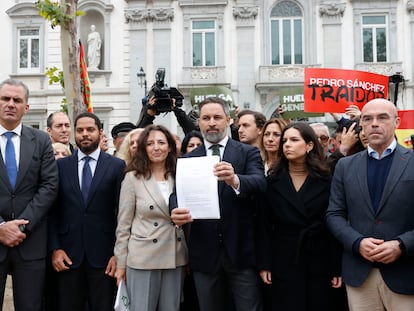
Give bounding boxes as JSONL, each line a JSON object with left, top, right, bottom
{"left": 82, "top": 156, "right": 92, "bottom": 202}
{"left": 210, "top": 144, "right": 221, "bottom": 160}
{"left": 4, "top": 132, "right": 17, "bottom": 189}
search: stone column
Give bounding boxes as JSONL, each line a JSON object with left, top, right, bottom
{"left": 233, "top": 5, "right": 259, "bottom": 110}
{"left": 319, "top": 2, "right": 346, "bottom": 68}
{"left": 125, "top": 7, "right": 149, "bottom": 123}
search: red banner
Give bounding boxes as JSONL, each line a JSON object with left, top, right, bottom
{"left": 396, "top": 110, "right": 414, "bottom": 149}
{"left": 79, "top": 41, "right": 93, "bottom": 113}
{"left": 304, "top": 68, "right": 389, "bottom": 113}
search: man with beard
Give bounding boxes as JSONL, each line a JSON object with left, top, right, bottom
{"left": 48, "top": 112, "right": 125, "bottom": 311}
{"left": 171, "top": 97, "right": 266, "bottom": 311}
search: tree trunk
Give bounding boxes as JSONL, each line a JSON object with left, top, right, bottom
{"left": 60, "top": 0, "right": 85, "bottom": 126}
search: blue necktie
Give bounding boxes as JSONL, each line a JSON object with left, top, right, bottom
{"left": 82, "top": 156, "right": 92, "bottom": 202}
{"left": 4, "top": 132, "right": 17, "bottom": 189}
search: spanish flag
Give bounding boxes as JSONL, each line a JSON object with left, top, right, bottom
{"left": 79, "top": 41, "right": 93, "bottom": 112}
{"left": 396, "top": 110, "right": 414, "bottom": 149}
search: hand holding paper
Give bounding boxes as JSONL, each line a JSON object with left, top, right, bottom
{"left": 214, "top": 161, "right": 239, "bottom": 189}
{"left": 171, "top": 208, "right": 193, "bottom": 226}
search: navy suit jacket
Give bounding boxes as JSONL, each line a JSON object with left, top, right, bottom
{"left": 171, "top": 138, "right": 266, "bottom": 273}
{"left": 326, "top": 145, "right": 414, "bottom": 294}
{"left": 0, "top": 126, "right": 58, "bottom": 261}
{"left": 48, "top": 150, "right": 125, "bottom": 268}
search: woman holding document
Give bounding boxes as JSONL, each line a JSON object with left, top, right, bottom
{"left": 114, "top": 124, "right": 188, "bottom": 311}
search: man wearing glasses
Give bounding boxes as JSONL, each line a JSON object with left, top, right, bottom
{"left": 326, "top": 98, "right": 414, "bottom": 310}
{"left": 310, "top": 122, "right": 331, "bottom": 156}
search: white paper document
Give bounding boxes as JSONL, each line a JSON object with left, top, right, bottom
{"left": 176, "top": 156, "right": 221, "bottom": 219}
{"left": 114, "top": 280, "right": 130, "bottom": 311}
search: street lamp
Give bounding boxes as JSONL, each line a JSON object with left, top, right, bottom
{"left": 137, "top": 66, "right": 147, "bottom": 95}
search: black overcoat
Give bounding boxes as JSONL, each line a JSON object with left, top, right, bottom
{"left": 257, "top": 169, "right": 346, "bottom": 311}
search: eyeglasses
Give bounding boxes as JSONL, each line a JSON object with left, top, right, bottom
{"left": 361, "top": 114, "right": 397, "bottom": 125}
{"left": 317, "top": 135, "right": 329, "bottom": 143}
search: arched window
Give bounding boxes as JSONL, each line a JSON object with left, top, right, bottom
{"left": 270, "top": 1, "right": 303, "bottom": 65}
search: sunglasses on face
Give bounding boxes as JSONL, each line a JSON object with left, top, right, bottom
{"left": 318, "top": 135, "right": 329, "bottom": 143}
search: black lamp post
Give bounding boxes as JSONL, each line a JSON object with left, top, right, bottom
{"left": 389, "top": 73, "right": 404, "bottom": 107}
{"left": 137, "top": 66, "right": 147, "bottom": 95}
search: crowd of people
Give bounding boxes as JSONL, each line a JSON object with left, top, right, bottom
{"left": 0, "top": 78, "right": 412, "bottom": 311}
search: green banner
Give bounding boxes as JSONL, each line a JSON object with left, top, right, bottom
{"left": 189, "top": 86, "right": 236, "bottom": 118}
{"left": 189, "top": 86, "right": 234, "bottom": 107}
{"left": 280, "top": 87, "right": 324, "bottom": 118}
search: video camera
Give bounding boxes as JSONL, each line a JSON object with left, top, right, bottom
{"left": 147, "top": 68, "right": 184, "bottom": 114}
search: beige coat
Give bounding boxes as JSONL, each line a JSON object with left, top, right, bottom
{"left": 114, "top": 172, "right": 188, "bottom": 270}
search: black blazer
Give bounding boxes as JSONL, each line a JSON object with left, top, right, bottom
{"left": 172, "top": 138, "right": 266, "bottom": 273}
{"left": 48, "top": 150, "right": 125, "bottom": 268}
{"left": 0, "top": 126, "right": 58, "bottom": 261}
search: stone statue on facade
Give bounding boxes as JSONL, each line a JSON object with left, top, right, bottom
{"left": 87, "top": 24, "right": 101, "bottom": 69}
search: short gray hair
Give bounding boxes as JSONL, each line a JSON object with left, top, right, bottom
{"left": 309, "top": 122, "right": 329, "bottom": 136}
{"left": 0, "top": 79, "right": 30, "bottom": 102}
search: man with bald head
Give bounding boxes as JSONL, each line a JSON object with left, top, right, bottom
{"left": 326, "top": 99, "right": 414, "bottom": 310}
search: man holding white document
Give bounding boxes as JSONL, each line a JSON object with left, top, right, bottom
{"left": 171, "top": 97, "right": 266, "bottom": 311}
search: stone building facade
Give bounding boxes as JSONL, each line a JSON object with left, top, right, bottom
{"left": 1, "top": 0, "right": 413, "bottom": 150}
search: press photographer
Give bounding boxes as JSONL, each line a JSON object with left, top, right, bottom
{"left": 136, "top": 68, "right": 196, "bottom": 134}
{"left": 146, "top": 68, "right": 184, "bottom": 114}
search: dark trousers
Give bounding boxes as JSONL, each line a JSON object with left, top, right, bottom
{"left": 43, "top": 254, "right": 58, "bottom": 310}
{"left": 56, "top": 259, "right": 115, "bottom": 311}
{"left": 180, "top": 269, "right": 200, "bottom": 311}
{"left": 193, "top": 248, "right": 263, "bottom": 311}
{"left": 0, "top": 248, "right": 46, "bottom": 311}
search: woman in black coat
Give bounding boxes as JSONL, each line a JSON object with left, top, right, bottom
{"left": 257, "top": 122, "right": 346, "bottom": 311}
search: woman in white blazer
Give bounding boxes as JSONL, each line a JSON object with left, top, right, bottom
{"left": 114, "top": 125, "right": 188, "bottom": 311}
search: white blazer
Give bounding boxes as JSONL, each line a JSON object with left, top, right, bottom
{"left": 114, "top": 172, "right": 188, "bottom": 270}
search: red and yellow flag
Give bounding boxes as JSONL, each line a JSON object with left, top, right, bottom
{"left": 79, "top": 41, "right": 93, "bottom": 112}
{"left": 396, "top": 110, "right": 414, "bottom": 149}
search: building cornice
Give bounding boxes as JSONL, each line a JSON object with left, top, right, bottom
{"left": 233, "top": 6, "right": 258, "bottom": 20}
{"left": 125, "top": 8, "right": 174, "bottom": 23}
{"left": 319, "top": 3, "right": 346, "bottom": 18}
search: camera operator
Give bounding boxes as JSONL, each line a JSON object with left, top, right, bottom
{"left": 136, "top": 95, "right": 197, "bottom": 135}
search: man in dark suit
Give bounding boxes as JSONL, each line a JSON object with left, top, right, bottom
{"left": 171, "top": 97, "right": 266, "bottom": 311}
{"left": 46, "top": 111, "right": 74, "bottom": 152}
{"left": 326, "top": 98, "right": 414, "bottom": 310}
{"left": 48, "top": 112, "right": 125, "bottom": 311}
{"left": 0, "top": 79, "right": 58, "bottom": 311}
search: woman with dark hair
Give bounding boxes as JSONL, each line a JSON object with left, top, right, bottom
{"left": 258, "top": 122, "right": 345, "bottom": 311}
{"left": 180, "top": 130, "right": 203, "bottom": 155}
{"left": 114, "top": 124, "right": 188, "bottom": 311}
